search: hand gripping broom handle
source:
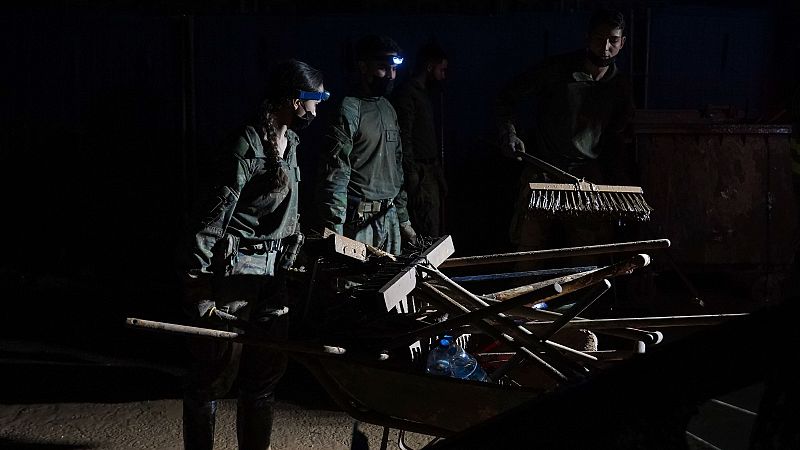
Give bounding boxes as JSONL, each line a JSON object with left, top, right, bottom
{"left": 513, "top": 150, "right": 583, "bottom": 184}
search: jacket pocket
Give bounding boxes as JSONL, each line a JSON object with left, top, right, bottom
{"left": 231, "top": 251, "right": 277, "bottom": 277}
{"left": 223, "top": 235, "right": 277, "bottom": 277}
{"left": 199, "top": 186, "right": 239, "bottom": 238}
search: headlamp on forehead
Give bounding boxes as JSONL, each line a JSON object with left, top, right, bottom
{"left": 297, "top": 90, "right": 330, "bottom": 102}
{"left": 370, "top": 54, "right": 404, "bottom": 66}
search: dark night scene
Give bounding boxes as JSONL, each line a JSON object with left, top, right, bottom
{"left": 1, "top": 0, "right": 799, "bottom": 449}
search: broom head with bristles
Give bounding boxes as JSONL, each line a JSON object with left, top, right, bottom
{"left": 526, "top": 180, "right": 653, "bottom": 221}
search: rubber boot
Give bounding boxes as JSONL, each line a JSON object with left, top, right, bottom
{"left": 183, "top": 397, "right": 217, "bottom": 450}
{"left": 236, "top": 398, "right": 274, "bottom": 450}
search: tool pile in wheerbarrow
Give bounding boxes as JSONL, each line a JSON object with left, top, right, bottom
{"left": 127, "top": 231, "right": 750, "bottom": 449}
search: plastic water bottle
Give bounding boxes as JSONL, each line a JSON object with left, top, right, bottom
{"left": 448, "top": 343, "right": 490, "bottom": 382}
{"left": 426, "top": 335, "right": 490, "bottom": 382}
{"left": 425, "top": 336, "right": 453, "bottom": 377}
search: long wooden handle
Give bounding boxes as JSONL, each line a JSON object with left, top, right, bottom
{"left": 124, "top": 318, "right": 346, "bottom": 355}
{"left": 440, "top": 239, "right": 670, "bottom": 268}
{"left": 514, "top": 150, "right": 583, "bottom": 183}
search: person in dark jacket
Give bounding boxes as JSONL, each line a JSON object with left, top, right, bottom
{"left": 179, "top": 59, "right": 328, "bottom": 450}
{"left": 316, "top": 34, "right": 416, "bottom": 254}
{"left": 391, "top": 41, "right": 449, "bottom": 238}
{"left": 495, "top": 9, "right": 635, "bottom": 254}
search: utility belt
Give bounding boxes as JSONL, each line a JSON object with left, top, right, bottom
{"left": 238, "top": 238, "right": 283, "bottom": 255}
{"left": 349, "top": 196, "right": 394, "bottom": 214}
{"left": 217, "top": 234, "right": 283, "bottom": 277}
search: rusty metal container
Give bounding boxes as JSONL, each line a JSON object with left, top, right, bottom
{"left": 634, "top": 121, "right": 796, "bottom": 273}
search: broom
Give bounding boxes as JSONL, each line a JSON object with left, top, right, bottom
{"left": 514, "top": 151, "right": 653, "bottom": 222}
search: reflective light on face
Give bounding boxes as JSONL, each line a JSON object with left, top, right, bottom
{"left": 591, "top": 33, "right": 624, "bottom": 49}
{"left": 367, "top": 53, "right": 402, "bottom": 80}
{"left": 432, "top": 60, "right": 448, "bottom": 81}
{"left": 372, "top": 62, "right": 397, "bottom": 80}
{"left": 302, "top": 100, "right": 317, "bottom": 115}
{"left": 589, "top": 27, "right": 625, "bottom": 57}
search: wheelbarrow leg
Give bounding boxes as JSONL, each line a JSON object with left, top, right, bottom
{"left": 398, "top": 429, "right": 443, "bottom": 450}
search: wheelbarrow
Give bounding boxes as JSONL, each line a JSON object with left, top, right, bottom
{"left": 126, "top": 236, "right": 746, "bottom": 449}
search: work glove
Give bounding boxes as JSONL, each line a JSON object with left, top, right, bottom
{"left": 195, "top": 300, "right": 217, "bottom": 319}
{"left": 400, "top": 221, "right": 418, "bottom": 247}
{"left": 500, "top": 124, "right": 526, "bottom": 158}
{"left": 181, "top": 275, "right": 217, "bottom": 320}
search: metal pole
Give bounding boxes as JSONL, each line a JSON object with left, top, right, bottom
{"left": 440, "top": 239, "right": 669, "bottom": 268}
{"left": 389, "top": 254, "right": 650, "bottom": 348}
{"left": 486, "top": 254, "right": 650, "bottom": 303}
{"left": 523, "top": 313, "right": 749, "bottom": 330}
{"left": 416, "top": 282, "right": 570, "bottom": 382}
{"left": 489, "top": 304, "right": 664, "bottom": 345}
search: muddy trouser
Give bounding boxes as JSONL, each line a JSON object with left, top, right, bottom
{"left": 406, "top": 161, "right": 443, "bottom": 238}
{"left": 183, "top": 273, "right": 289, "bottom": 450}
{"left": 343, "top": 197, "right": 402, "bottom": 255}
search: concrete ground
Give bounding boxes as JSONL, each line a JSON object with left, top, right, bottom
{"left": 0, "top": 385, "right": 763, "bottom": 450}
{"left": 0, "top": 301, "right": 766, "bottom": 450}
{"left": 0, "top": 339, "right": 438, "bottom": 450}
{"left": 0, "top": 399, "right": 436, "bottom": 450}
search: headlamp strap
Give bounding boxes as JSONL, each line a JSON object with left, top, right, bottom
{"left": 297, "top": 90, "right": 331, "bottom": 101}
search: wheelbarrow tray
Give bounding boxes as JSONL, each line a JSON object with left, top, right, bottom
{"left": 124, "top": 316, "right": 547, "bottom": 438}
{"left": 291, "top": 351, "right": 546, "bottom": 437}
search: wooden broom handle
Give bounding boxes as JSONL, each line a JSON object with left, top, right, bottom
{"left": 513, "top": 150, "right": 583, "bottom": 183}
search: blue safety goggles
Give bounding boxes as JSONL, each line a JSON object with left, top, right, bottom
{"left": 297, "top": 90, "right": 331, "bottom": 102}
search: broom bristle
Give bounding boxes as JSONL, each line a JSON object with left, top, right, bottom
{"left": 526, "top": 182, "right": 654, "bottom": 221}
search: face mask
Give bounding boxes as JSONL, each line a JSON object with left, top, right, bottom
{"left": 289, "top": 104, "right": 315, "bottom": 132}
{"left": 586, "top": 49, "right": 615, "bottom": 68}
{"left": 369, "top": 75, "right": 394, "bottom": 97}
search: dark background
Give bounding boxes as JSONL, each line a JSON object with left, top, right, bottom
{"left": 1, "top": 0, "right": 799, "bottom": 394}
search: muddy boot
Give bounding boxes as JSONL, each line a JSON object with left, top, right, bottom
{"left": 183, "top": 397, "right": 217, "bottom": 450}
{"left": 236, "top": 397, "right": 274, "bottom": 450}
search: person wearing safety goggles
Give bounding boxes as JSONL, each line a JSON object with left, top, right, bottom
{"left": 179, "top": 59, "right": 328, "bottom": 450}
{"left": 316, "top": 34, "right": 418, "bottom": 255}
